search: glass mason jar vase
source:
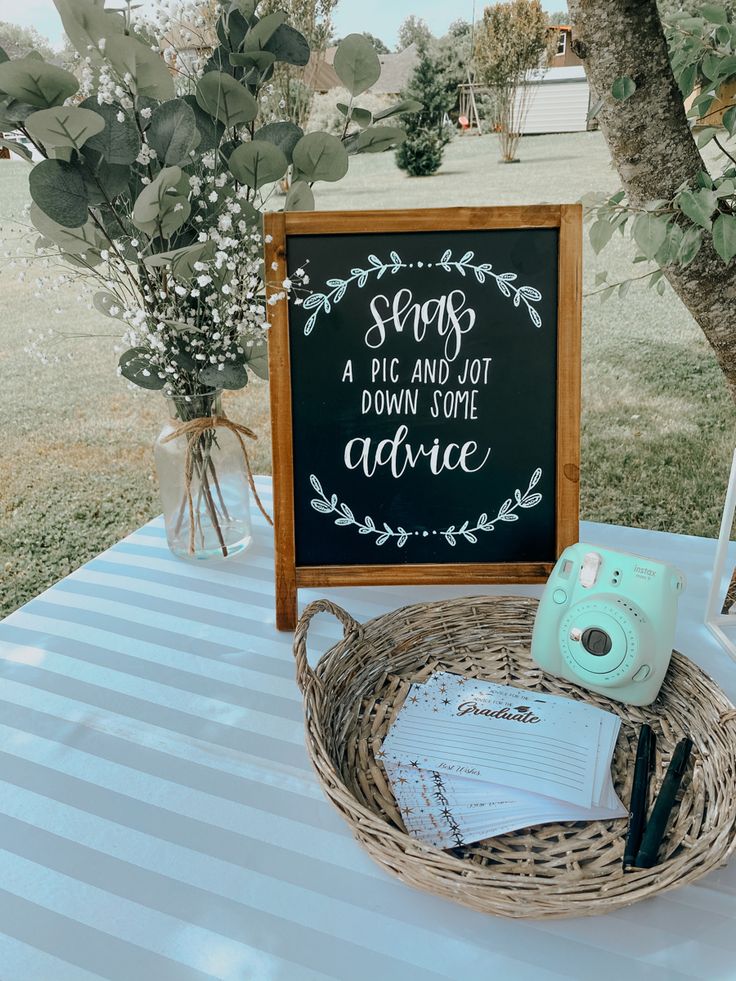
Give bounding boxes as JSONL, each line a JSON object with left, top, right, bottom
{"left": 154, "top": 390, "right": 253, "bottom": 560}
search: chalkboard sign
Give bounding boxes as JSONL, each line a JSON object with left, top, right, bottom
{"left": 265, "top": 206, "right": 581, "bottom": 630}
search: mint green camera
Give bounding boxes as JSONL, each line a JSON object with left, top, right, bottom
{"left": 531, "top": 543, "right": 685, "bottom": 706}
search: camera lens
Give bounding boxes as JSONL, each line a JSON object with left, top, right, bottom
{"left": 581, "top": 627, "right": 612, "bottom": 657}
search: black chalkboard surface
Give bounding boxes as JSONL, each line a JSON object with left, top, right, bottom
{"left": 265, "top": 207, "right": 581, "bottom": 630}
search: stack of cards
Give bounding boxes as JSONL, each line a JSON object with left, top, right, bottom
{"left": 379, "top": 671, "right": 627, "bottom": 849}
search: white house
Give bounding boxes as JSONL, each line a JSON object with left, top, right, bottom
{"left": 519, "top": 66, "right": 591, "bottom": 135}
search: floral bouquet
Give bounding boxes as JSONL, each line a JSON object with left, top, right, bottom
{"left": 0, "top": 0, "right": 417, "bottom": 558}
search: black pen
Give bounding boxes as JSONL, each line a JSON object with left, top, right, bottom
{"left": 634, "top": 736, "right": 693, "bottom": 869}
{"left": 623, "top": 724, "right": 655, "bottom": 871}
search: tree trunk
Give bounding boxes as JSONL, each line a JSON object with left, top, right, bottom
{"left": 568, "top": 0, "right": 736, "bottom": 399}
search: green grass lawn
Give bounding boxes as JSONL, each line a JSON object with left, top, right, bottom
{"left": 1, "top": 130, "right": 734, "bottom": 617}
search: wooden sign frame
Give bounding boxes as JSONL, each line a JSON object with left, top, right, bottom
{"left": 264, "top": 205, "right": 582, "bottom": 630}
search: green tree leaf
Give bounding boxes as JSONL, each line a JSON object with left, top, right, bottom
{"left": 195, "top": 71, "right": 258, "bottom": 128}
{"left": 677, "top": 187, "right": 716, "bottom": 229}
{"left": 29, "top": 158, "right": 89, "bottom": 227}
{"left": 632, "top": 212, "right": 668, "bottom": 259}
{"left": 80, "top": 100, "right": 141, "bottom": 164}
{"left": 589, "top": 218, "right": 616, "bottom": 254}
{"left": 611, "top": 75, "right": 636, "bottom": 101}
{"left": 700, "top": 3, "right": 728, "bottom": 24}
{"left": 253, "top": 120, "right": 303, "bottom": 162}
{"left": 355, "top": 125, "right": 406, "bottom": 153}
{"left": 105, "top": 35, "right": 175, "bottom": 101}
{"left": 147, "top": 99, "right": 200, "bottom": 166}
{"left": 198, "top": 362, "right": 248, "bottom": 389}
{"left": 712, "top": 212, "right": 736, "bottom": 262}
{"left": 291, "top": 132, "right": 349, "bottom": 183}
{"left": 696, "top": 126, "right": 718, "bottom": 148}
{"left": 284, "top": 180, "right": 314, "bottom": 211}
{"left": 228, "top": 140, "right": 287, "bottom": 188}
{"left": 26, "top": 106, "right": 104, "bottom": 152}
{"left": 333, "top": 33, "right": 381, "bottom": 96}
{"left": 0, "top": 56, "right": 78, "bottom": 108}
{"left": 119, "top": 348, "right": 165, "bottom": 389}
{"left": 723, "top": 104, "right": 736, "bottom": 138}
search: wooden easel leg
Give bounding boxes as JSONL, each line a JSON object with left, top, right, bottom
{"left": 276, "top": 569, "right": 298, "bottom": 631}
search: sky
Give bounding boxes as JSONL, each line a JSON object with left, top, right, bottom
{"left": 0, "top": 0, "right": 564, "bottom": 51}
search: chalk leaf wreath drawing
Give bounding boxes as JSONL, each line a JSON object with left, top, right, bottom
{"left": 300, "top": 249, "right": 544, "bottom": 335}
{"left": 309, "top": 469, "right": 543, "bottom": 547}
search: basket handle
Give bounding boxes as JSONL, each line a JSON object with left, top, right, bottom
{"left": 293, "top": 599, "right": 361, "bottom": 697}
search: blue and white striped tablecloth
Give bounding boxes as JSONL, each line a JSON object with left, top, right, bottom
{"left": 1, "top": 477, "right": 735, "bottom": 981}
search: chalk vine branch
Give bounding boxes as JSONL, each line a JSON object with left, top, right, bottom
{"left": 308, "top": 469, "right": 544, "bottom": 547}
{"left": 299, "top": 249, "right": 544, "bottom": 335}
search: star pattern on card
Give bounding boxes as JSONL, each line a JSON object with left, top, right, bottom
{"left": 409, "top": 695, "right": 418, "bottom": 704}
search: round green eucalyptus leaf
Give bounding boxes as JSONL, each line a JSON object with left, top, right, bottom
{"left": 253, "top": 121, "right": 303, "bottom": 162}
{"left": 264, "top": 24, "right": 310, "bottom": 67}
{"left": 228, "top": 140, "right": 288, "bottom": 188}
{"left": 355, "top": 125, "right": 405, "bottom": 152}
{"left": 198, "top": 362, "right": 248, "bottom": 390}
{"left": 219, "top": 7, "right": 251, "bottom": 50}
{"left": 105, "top": 34, "right": 175, "bottom": 101}
{"left": 80, "top": 153, "right": 130, "bottom": 205}
{"left": 373, "top": 99, "right": 423, "bottom": 121}
{"left": 242, "top": 339, "right": 268, "bottom": 379}
{"left": 53, "top": 0, "right": 125, "bottom": 62}
{"left": 333, "top": 33, "right": 381, "bottom": 96}
{"left": 291, "top": 132, "right": 348, "bottom": 183}
{"left": 132, "top": 165, "right": 191, "bottom": 239}
{"left": 29, "top": 158, "right": 89, "bottom": 227}
{"left": 181, "top": 95, "right": 225, "bottom": 153}
{"left": 26, "top": 105, "right": 105, "bottom": 152}
{"left": 119, "top": 348, "right": 165, "bottom": 390}
{"left": 195, "top": 71, "right": 258, "bottom": 128}
{"left": 148, "top": 99, "right": 199, "bottom": 166}
{"left": 93, "top": 291, "right": 124, "bottom": 318}
{"left": 244, "top": 10, "right": 286, "bottom": 51}
{"left": 0, "top": 56, "right": 79, "bottom": 108}
{"left": 144, "top": 240, "right": 217, "bottom": 280}
{"left": 30, "top": 202, "right": 104, "bottom": 255}
{"left": 284, "top": 180, "right": 314, "bottom": 211}
{"left": 80, "top": 99, "right": 141, "bottom": 164}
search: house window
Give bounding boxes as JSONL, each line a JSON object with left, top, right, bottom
{"left": 557, "top": 30, "right": 567, "bottom": 56}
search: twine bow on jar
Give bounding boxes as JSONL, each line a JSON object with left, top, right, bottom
{"left": 162, "top": 413, "right": 273, "bottom": 557}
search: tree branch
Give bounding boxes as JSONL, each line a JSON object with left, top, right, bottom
{"left": 568, "top": 0, "right": 736, "bottom": 398}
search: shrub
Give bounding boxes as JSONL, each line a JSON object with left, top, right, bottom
{"left": 396, "top": 128, "right": 444, "bottom": 177}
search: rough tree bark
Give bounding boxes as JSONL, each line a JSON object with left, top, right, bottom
{"left": 568, "top": 0, "right": 736, "bottom": 399}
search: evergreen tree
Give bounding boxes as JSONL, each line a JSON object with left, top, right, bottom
{"left": 396, "top": 45, "right": 454, "bottom": 177}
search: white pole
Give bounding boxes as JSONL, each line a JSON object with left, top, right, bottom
{"left": 706, "top": 446, "right": 736, "bottom": 623}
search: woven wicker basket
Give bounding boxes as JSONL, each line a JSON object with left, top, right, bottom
{"left": 293, "top": 594, "right": 736, "bottom": 919}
